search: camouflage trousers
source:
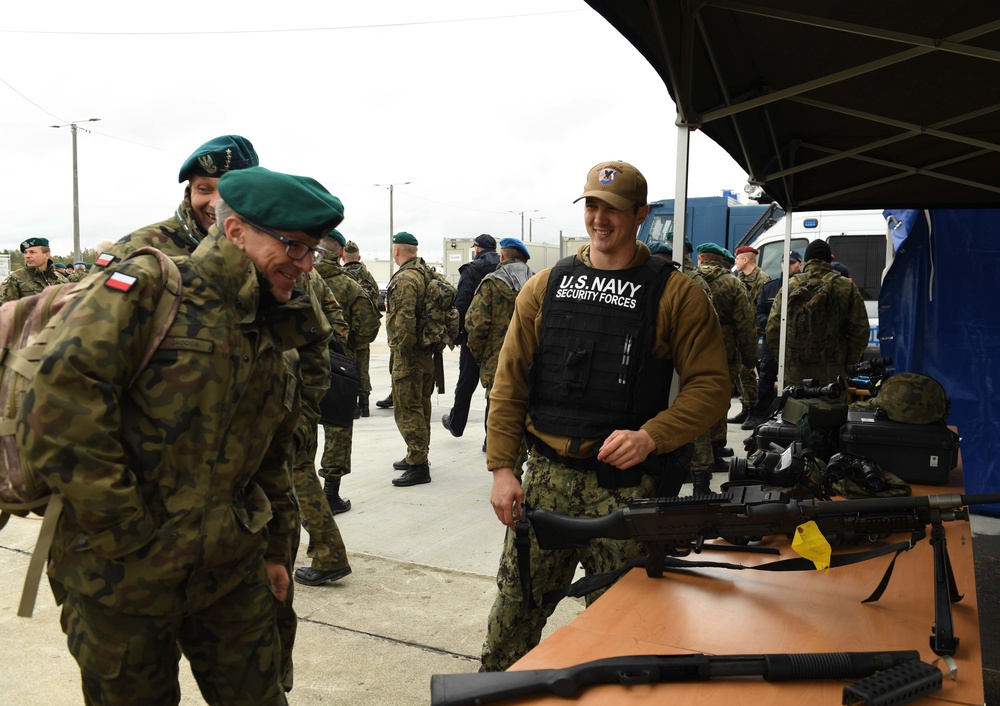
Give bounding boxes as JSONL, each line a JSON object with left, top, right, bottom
{"left": 690, "top": 430, "right": 714, "bottom": 474}
{"left": 319, "top": 423, "right": 353, "bottom": 480}
{"left": 479, "top": 455, "right": 656, "bottom": 671}
{"left": 355, "top": 344, "right": 372, "bottom": 394}
{"left": 60, "top": 572, "right": 286, "bottom": 706}
{"left": 295, "top": 422, "right": 350, "bottom": 571}
{"left": 391, "top": 350, "right": 435, "bottom": 464}
{"left": 736, "top": 364, "right": 758, "bottom": 408}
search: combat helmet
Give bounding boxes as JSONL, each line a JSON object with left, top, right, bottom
{"left": 872, "top": 373, "right": 950, "bottom": 424}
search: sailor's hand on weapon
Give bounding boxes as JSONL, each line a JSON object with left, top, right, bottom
{"left": 598, "top": 428, "right": 656, "bottom": 469}
{"left": 490, "top": 467, "right": 524, "bottom": 529}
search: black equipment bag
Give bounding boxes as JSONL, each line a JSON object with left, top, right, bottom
{"left": 839, "top": 418, "right": 960, "bottom": 485}
{"left": 319, "top": 342, "right": 360, "bottom": 428}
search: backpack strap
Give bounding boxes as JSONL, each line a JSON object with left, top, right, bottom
{"left": 123, "top": 247, "right": 183, "bottom": 388}
{"left": 17, "top": 494, "right": 62, "bottom": 617}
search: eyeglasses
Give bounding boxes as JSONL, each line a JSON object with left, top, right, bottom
{"left": 246, "top": 221, "right": 327, "bottom": 263}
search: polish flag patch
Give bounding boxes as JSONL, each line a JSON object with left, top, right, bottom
{"left": 105, "top": 272, "right": 138, "bottom": 293}
{"left": 94, "top": 252, "right": 116, "bottom": 267}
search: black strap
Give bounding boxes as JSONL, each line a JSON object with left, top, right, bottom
{"left": 515, "top": 515, "right": 536, "bottom": 610}
{"left": 527, "top": 538, "right": 916, "bottom": 608}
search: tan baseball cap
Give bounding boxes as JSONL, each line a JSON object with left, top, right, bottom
{"left": 573, "top": 161, "right": 647, "bottom": 210}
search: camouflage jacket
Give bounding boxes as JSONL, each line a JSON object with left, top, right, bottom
{"left": 101, "top": 196, "right": 205, "bottom": 265}
{"left": 343, "top": 260, "right": 381, "bottom": 312}
{"left": 737, "top": 266, "right": 771, "bottom": 309}
{"left": 385, "top": 257, "right": 430, "bottom": 357}
{"left": 315, "top": 260, "right": 381, "bottom": 356}
{"left": 18, "top": 228, "right": 329, "bottom": 616}
{"left": 0, "top": 260, "right": 66, "bottom": 302}
{"left": 765, "top": 259, "right": 870, "bottom": 384}
{"left": 295, "top": 270, "right": 347, "bottom": 425}
{"left": 697, "top": 262, "right": 757, "bottom": 367}
{"left": 466, "top": 259, "right": 533, "bottom": 389}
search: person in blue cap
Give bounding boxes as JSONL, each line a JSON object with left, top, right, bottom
{"left": 18, "top": 166, "right": 343, "bottom": 705}
{"left": 464, "top": 237, "right": 534, "bottom": 453}
{"left": 97, "top": 135, "right": 259, "bottom": 266}
{"left": 442, "top": 233, "right": 500, "bottom": 438}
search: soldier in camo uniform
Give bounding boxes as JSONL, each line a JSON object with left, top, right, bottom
{"left": 479, "top": 161, "right": 729, "bottom": 671}
{"left": 17, "top": 167, "right": 343, "bottom": 705}
{"left": 766, "top": 238, "right": 869, "bottom": 386}
{"left": 98, "top": 135, "right": 259, "bottom": 265}
{"left": 386, "top": 231, "right": 436, "bottom": 487}
{"left": 697, "top": 242, "right": 757, "bottom": 468}
{"left": 648, "top": 240, "right": 718, "bottom": 495}
{"left": 314, "top": 230, "right": 381, "bottom": 516}
{"left": 465, "top": 236, "right": 534, "bottom": 460}
{"left": 730, "top": 245, "right": 769, "bottom": 427}
{"left": 341, "top": 239, "right": 382, "bottom": 416}
{"left": 0, "top": 237, "right": 67, "bottom": 302}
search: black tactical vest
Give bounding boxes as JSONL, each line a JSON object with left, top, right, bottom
{"left": 529, "top": 255, "right": 676, "bottom": 439}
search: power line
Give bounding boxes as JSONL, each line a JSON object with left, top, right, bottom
{"left": 0, "top": 76, "right": 66, "bottom": 124}
{"left": 0, "top": 9, "right": 583, "bottom": 37}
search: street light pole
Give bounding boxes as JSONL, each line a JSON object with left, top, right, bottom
{"left": 529, "top": 216, "right": 546, "bottom": 242}
{"left": 375, "top": 181, "right": 411, "bottom": 275}
{"left": 508, "top": 209, "right": 539, "bottom": 239}
{"left": 51, "top": 118, "right": 100, "bottom": 262}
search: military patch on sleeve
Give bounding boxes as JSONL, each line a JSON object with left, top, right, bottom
{"left": 94, "top": 252, "right": 117, "bottom": 268}
{"left": 105, "top": 272, "right": 138, "bottom": 293}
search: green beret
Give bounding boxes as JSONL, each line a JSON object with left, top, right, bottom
{"left": 218, "top": 167, "right": 344, "bottom": 239}
{"left": 329, "top": 229, "right": 347, "bottom": 247}
{"left": 696, "top": 242, "right": 727, "bottom": 258}
{"left": 392, "top": 232, "right": 418, "bottom": 246}
{"left": 53, "top": 263, "right": 65, "bottom": 268}
{"left": 344, "top": 240, "right": 360, "bottom": 254}
{"left": 723, "top": 248, "right": 735, "bottom": 261}
{"left": 178, "top": 135, "right": 259, "bottom": 183}
{"left": 20, "top": 237, "right": 49, "bottom": 252}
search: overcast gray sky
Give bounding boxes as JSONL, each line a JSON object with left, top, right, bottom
{"left": 1, "top": 0, "right": 751, "bottom": 262}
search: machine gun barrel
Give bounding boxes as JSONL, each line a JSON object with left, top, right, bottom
{"left": 528, "top": 485, "right": 1000, "bottom": 552}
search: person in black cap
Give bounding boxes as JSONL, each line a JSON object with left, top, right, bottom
{"left": 17, "top": 166, "right": 343, "bottom": 705}
{"left": 97, "top": 135, "right": 260, "bottom": 266}
{"left": 442, "top": 233, "right": 500, "bottom": 437}
{"left": 0, "top": 237, "right": 67, "bottom": 302}
{"left": 766, "top": 239, "right": 869, "bottom": 386}
{"left": 750, "top": 249, "right": 802, "bottom": 427}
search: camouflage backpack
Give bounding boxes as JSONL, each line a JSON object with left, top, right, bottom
{"left": 0, "top": 247, "right": 181, "bottom": 616}
{"left": 417, "top": 265, "right": 460, "bottom": 352}
{"left": 783, "top": 270, "right": 841, "bottom": 362}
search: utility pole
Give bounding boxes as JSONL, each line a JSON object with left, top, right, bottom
{"left": 51, "top": 118, "right": 101, "bottom": 262}
{"left": 508, "top": 209, "right": 539, "bottom": 239}
{"left": 375, "top": 181, "right": 411, "bottom": 275}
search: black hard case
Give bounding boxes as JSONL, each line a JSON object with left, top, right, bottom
{"left": 839, "top": 419, "right": 960, "bottom": 485}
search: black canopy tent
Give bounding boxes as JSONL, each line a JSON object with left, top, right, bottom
{"left": 582, "top": 1, "right": 1000, "bottom": 508}
{"left": 584, "top": 0, "right": 1000, "bottom": 210}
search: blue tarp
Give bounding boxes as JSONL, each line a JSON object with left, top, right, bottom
{"left": 880, "top": 209, "right": 1000, "bottom": 515}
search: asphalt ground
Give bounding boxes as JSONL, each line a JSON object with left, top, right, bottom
{"left": 1, "top": 333, "right": 996, "bottom": 705}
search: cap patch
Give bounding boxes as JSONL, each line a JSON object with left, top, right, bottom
{"left": 599, "top": 168, "right": 618, "bottom": 185}
{"left": 94, "top": 253, "right": 117, "bottom": 268}
{"left": 105, "top": 272, "right": 138, "bottom": 293}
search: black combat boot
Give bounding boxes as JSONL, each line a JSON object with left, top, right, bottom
{"left": 358, "top": 394, "right": 370, "bottom": 418}
{"left": 727, "top": 405, "right": 749, "bottom": 424}
{"left": 375, "top": 393, "right": 393, "bottom": 409}
{"left": 691, "top": 471, "right": 713, "bottom": 496}
{"left": 740, "top": 415, "right": 759, "bottom": 431}
{"left": 392, "top": 462, "right": 431, "bottom": 487}
{"left": 711, "top": 443, "right": 732, "bottom": 471}
{"left": 393, "top": 457, "right": 431, "bottom": 471}
{"left": 323, "top": 478, "right": 351, "bottom": 515}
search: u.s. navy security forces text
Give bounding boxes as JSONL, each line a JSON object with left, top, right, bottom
{"left": 554, "top": 274, "right": 641, "bottom": 309}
